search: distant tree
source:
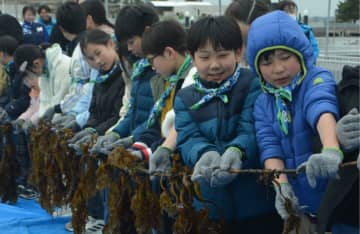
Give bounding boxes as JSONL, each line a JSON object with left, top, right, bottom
{"left": 336, "top": 0, "right": 359, "bottom": 23}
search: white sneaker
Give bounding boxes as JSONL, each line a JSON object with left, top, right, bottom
{"left": 65, "top": 216, "right": 104, "bottom": 233}
{"left": 53, "top": 205, "right": 72, "bottom": 217}
{"left": 85, "top": 216, "right": 105, "bottom": 234}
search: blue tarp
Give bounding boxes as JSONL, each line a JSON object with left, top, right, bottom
{"left": 0, "top": 198, "right": 71, "bottom": 234}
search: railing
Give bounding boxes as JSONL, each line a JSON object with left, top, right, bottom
{"left": 317, "top": 54, "right": 360, "bottom": 82}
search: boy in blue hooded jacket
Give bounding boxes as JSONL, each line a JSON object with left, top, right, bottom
{"left": 174, "top": 16, "right": 282, "bottom": 233}
{"left": 247, "top": 11, "right": 341, "bottom": 233}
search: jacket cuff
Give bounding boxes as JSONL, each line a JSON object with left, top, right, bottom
{"left": 132, "top": 142, "right": 152, "bottom": 161}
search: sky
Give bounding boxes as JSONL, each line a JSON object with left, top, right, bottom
{"left": 293, "top": 0, "right": 342, "bottom": 17}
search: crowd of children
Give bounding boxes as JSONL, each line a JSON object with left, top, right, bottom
{"left": 0, "top": 0, "right": 358, "bottom": 234}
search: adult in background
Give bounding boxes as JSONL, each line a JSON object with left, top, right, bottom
{"left": 37, "top": 4, "right": 56, "bottom": 36}
{"left": 21, "top": 5, "right": 49, "bottom": 45}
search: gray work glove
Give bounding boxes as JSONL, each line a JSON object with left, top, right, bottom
{"left": 191, "top": 151, "right": 221, "bottom": 184}
{"left": 90, "top": 132, "right": 120, "bottom": 154}
{"left": 298, "top": 148, "right": 343, "bottom": 188}
{"left": 0, "top": 107, "right": 10, "bottom": 123}
{"left": 62, "top": 119, "right": 79, "bottom": 131}
{"left": 274, "top": 183, "right": 300, "bottom": 220}
{"left": 210, "top": 147, "right": 243, "bottom": 187}
{"left": 12, "top": 119, "right": 34, "bottom": 134}
{"left": 68, "top": 128, "right": 96, "bottom": 155}
{"left": 336, "top": 108, "right": 360, "bottom": 151}
{"left": 42, "top": 106, "right": 56, "bottom": 122}
{"left": 52, "top": 114, "right": 75, "bottom": 127}
{"left": 102, "top": 136, "right": 134, "bottom": 154}
{"left": 149, "top": 146, "right": 172, "bottom": 175}
{"left": 11, "top": 119, "right": 25, "bottom": 133}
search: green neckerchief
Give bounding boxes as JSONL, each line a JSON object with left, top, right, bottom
{"left": 130, "top": 58, "right": 150, "bottom": 81}
{"left": 190, "top": 65, "right": 241, "bottom": 110}
{"left": 263, "top": 72, "right": 302, "bottom": 134}
{"left": 146, "top": 55, "right": 192, "bottom": 127}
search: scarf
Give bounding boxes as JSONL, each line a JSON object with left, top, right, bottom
{"left": 263, "top": 72, "right": 302, "bottom": 135}
{"left": 94, "top": 62, "right": 121, "bottom": 84}
{"left": 130, "top": 58, "right": 150, "bottom": 81}
{"left": 4, "top": 61, "right": 14, "bottom": 76}
{"left": 190, "top": 65, "right": 241, "bottom": 110}
{"left": 146, "top": 55, "right": 192, "bottom": 127}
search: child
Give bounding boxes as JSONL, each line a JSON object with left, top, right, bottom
{"left": 0, "top": 36, "right": 19, "bottom": 104}
{"left": 224, "top": 0, "right": 270, "bottom": 67}
{"left": 174, "top": 16, "right": 281, "bottom": 234}
{"left": 36, "top": 4, "right": 56, "bottom": 36}
{"left": 66, "top": 29, "right": 125, "bottom": 232}
{"left": 0, "top": 44, "right": 34, "bottom": 123}
{"left": 132, "top": 20, "right": 196, "bottom": 173}
{"left": 247, "top": 11, "right": 340, "bottom": 233}
{"left": 41, "top": 1, "right": 91, "bottom": 125}
{"left": 90, "top": 4, "right": 159, "bottom": 154}
{"left": 68, "top": 29, "right": 125, "bottom": 150}
{"left": 21, "top": 5, "right": 49, "bottom": 45}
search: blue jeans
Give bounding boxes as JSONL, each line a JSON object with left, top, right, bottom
{"left": 332, "top": 223, "right": 359, "bottom": 234}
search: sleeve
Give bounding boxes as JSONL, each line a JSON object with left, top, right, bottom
{"left": 225, "top": 78, "right": 261, "bottom": 166}
{"left": 303, "top": 71, "right": 339, "bottom": 131}
{"left": 111, "top": 94, "right": 133, "bottom": 137}
{"left": 174, "top": 95, "right": 217, "bottom": 167}
{"left": 253, "top": 95, "right": 285, "bottom": 167}
{"left": 136, "top": 120, "right": 162, "bottom": 148}
{"left": 308, "top": 30, "right": 319, "bottom": 60}
{"left": 5, "top": 85, "right": 30, "bottom": 120}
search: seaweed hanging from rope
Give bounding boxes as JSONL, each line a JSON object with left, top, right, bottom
{"left": 0, "top": 124, "right": 19, "bottom": 203}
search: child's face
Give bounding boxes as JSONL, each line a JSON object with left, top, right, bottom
{"left": 126, "top": 36, "right": 143, "bottom": 57}
{"left": 31, "top": 58, "right": 45, "bottom": 75}
{"left": 192, "top": 41, "right": 241, "bottom": 83}
{"left": 23, "top": 10, "right": 35, "bottom": 22}
{"left": 39, "top": 9, "right": 50, "bottom": 22}
{"left": 146, "top": 47, "right": 177, "bottom": 77}
{"left": 83, "top": 40, "right": 118, "bottom": 72}
{"left": 259, "top": 49, "right": 301, "bottom": 88}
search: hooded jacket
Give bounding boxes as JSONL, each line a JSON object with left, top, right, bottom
{"left": 247, "top": 11, "right": 339, "bottom": 214}
{"left": 174, "top": 68, "right": 275, "bottom": 220}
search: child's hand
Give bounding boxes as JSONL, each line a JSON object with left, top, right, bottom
{"left": 298, "top": 148, "right": 343, "bottom": 188}
{"left": 191, "top": 151, "right": 221, "bottom": 184}
{"left": 336, "top": 108, "right": 360, "bottom": 151}
{"left": 274, "top": 182, "right": 300, "bottom": 220}
{"left": 210, "top": 147, "right": 243, "bottom": 187}
{"left": 149, "top": 146, "right": 172, "bottom": 175}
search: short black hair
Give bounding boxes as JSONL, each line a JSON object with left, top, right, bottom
{"left": 0, "top": 36, "right": 19, "bottom": 56}
{"left": 56, "top": 1, "right": 86, "bottom": 35}
{"left": 80, "top": 0, "right": 113, "bottom": 27}
{"left": 37, "top": 4, "right": 51, "bottom": 14}
{"left": 0, "top": 14, "right": 23, "bottom": 43}
{"left": 225, "top": 0, "right": 270, "bottom": 24}
{"left": 13, "top": 44, "right": 45, "bottom": 72}
{"left": 115, "top": 4, "right": 159, "bottom": 42}
{"left": 277, "top": 0, "right": 298, "bottom": 11}
{"left": 22, "top": 5, "right": 36, "bottom": 17}
{"left": 187, "top": 16, "right": 242, "bottom": 56}
{"left": 142, "top": 20, "right": 187, "bottom": 56}
{"left": 80, "top": 29, "right": 111, "bottom": 54}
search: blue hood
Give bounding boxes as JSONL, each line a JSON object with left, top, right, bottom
{"left": 247, "top": 10, "right": 315, "bottom": 86}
